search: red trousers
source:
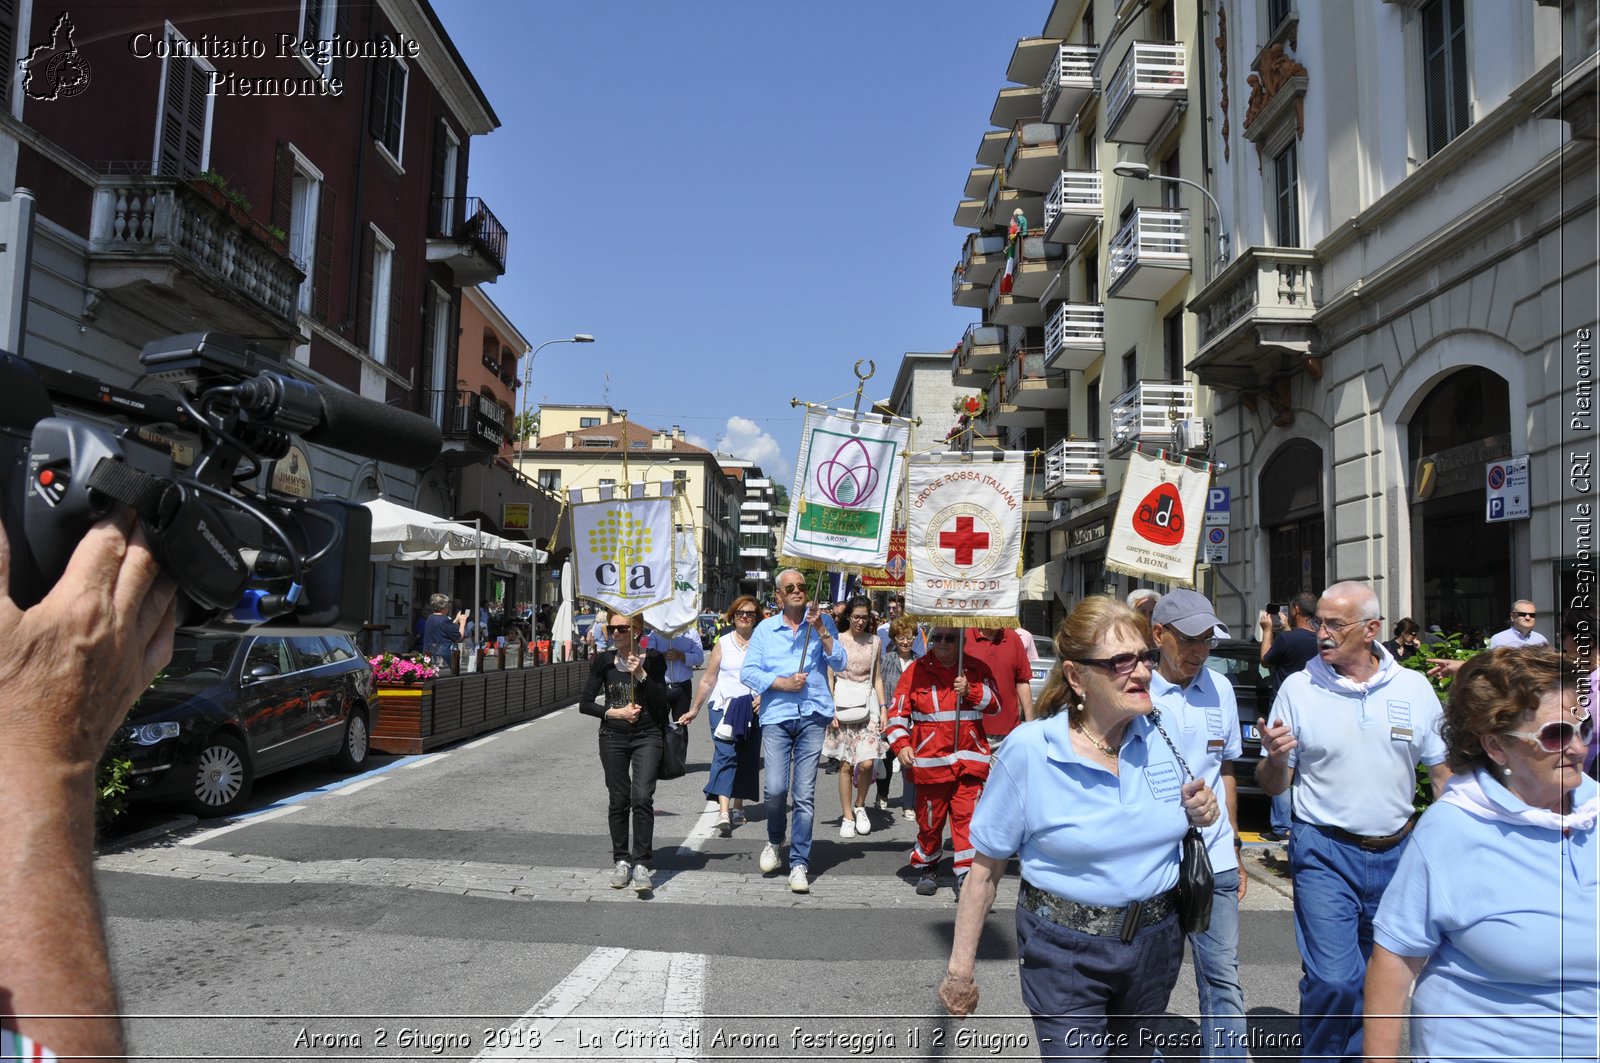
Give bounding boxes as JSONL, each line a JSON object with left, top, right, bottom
{"left": 908, "top": 775, "right": 984, "bottom": 875}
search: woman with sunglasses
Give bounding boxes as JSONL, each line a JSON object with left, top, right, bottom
{"left": 825, "top": 595, "right": 888, "bottom": 838}
{"left": 938, "top": 596, "right": 1221, "bottom": 1058}
{"left": 579, "top": 613, "right": 669, "bottom": 895}
{"left": 679, "top": 596, "right": 764, "bottom": 836}
{"left": 1366, "top": 647, "right": 1597, "bottom": 1063}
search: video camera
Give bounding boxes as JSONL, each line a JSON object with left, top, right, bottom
{"left": 0, "top": 333, "right": 442, "bottom": 635}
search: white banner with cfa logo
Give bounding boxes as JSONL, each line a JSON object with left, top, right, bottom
{"left": 570, "top": 489, "right": 677, "bottom": 616}
{"left": 904, "top": 452, "right": 1025, "bottom": 625}
{"left": 1105, "top": 449, "right": 1213, "bottom": 587}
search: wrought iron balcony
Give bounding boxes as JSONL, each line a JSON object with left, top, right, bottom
{"left": 1045, "top": 438, "right": 1108, "bottom": 498}
{"left": 86, "top": 177, "right": 303, "bottom": 338}
{"left": 427, "top": 196, "right": 509, "bottom": 285}
{"left": 1041, "top": 44, "right": 1099, "bottom": 124}
{"left": 1109, "top": 380, "right": 1196, "bottom": 456}
{"left": 953, "top": 323, "right": 1009, "bottom": 384}
{"left": 1189, "top": 246, "right": 1321, "bottom": 391}
{"left": 1104, "top": 41, "right": 1187, "bottom": 144}
{"left": 1045, "top": 303, "right": 1105, "bottom": 373}
{"left": 1043, "top": 170, "right": 1102, "bottom": 247}
{"left": 1107, "top": 208, "right": 1190, "bottom": 301}
{"left": 427, "top": 388, "right": 511, "bottom": 455}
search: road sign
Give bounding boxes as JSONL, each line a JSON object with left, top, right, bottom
{"left": 1204, "top": 487, "right": 1230, "bottom": 527}
{"left": 1485, "top": 456, "right": 1529, "bottom": 522}
{"left": 1203, "top": 526, "right": 1229, "bottom": 564}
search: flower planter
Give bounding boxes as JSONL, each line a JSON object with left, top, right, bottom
{"left": 368, "top": 660, "right": 593, "bottom": 755}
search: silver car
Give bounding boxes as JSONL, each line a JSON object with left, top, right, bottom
{"left": 1028, "top": 635, "right": 1059, "bottom": 703}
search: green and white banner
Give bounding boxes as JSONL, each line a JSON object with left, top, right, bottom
{"left": 570, "top": 488, "right": 677, "bottom": 616}
{"left": 779, "top": 409, "right": 909, "bottom": 573}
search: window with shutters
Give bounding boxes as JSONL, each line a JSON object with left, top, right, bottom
{"left": 1422, "top": 0, "right": 1470, "bottom": 157}
{"left": 152, "top": 24, "right": 214, "bottom": 177}
{"left": 368, "top": 227, "right": 395, "bottom": 364}
{"left": 424, "top": 284, "right": 451, "bottom": 422}
{"left": 297, "top": 0, "right": 338, "bottom": 79}
{"left": 1273, "top": 142, "right": 1300, "bottom": 248}
{"left": 370, "top": 55, "right": 409, "bottom": 165}
{"left": 432, "top": 121, "right": 460, "bottom": 235}
{"left": 0, "top": 0, "right": 17, "bottom": 114}
{"left": 286, "top": 149, "right": 323, "bottom": 316}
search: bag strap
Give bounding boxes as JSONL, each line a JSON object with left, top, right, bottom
{"left": 1148, "top": 710, "right": 1196, "bottom": 784}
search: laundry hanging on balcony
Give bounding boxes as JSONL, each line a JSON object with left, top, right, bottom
{"left": 999, "top": 208, "right": 1028, "bottom": 295}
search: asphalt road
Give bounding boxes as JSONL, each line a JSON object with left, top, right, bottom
{"left": 97, "top": 686, "right": 1307, "bottom": 1061}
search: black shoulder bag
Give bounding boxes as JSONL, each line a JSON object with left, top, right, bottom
{"left": 1149, "top": 710, "right": 1214, "bottom": 935}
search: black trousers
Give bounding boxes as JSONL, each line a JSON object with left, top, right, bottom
{"left": 664, "top": 680, "right": 694, "bottom": 721}
{"left": 598, "top": 723, "right": 662, "bottom": 864}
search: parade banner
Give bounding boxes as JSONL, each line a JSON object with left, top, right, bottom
{"left": 570, "top": 490, "right": 676, "bottom": 616}
{"left": 904, "top": 453, "right": 1024, "bottom": 626}
{"left": 858, "top": 529, "right": 907, "bottom": 589}
{"left": 1105, "top": 449, "right": 1212, "bottom": 587}
{"left": 643, "top": 513, "right": 702, "bottom": 636}
{"left": 779, "top": 409, "right": 909, "bottom": 572}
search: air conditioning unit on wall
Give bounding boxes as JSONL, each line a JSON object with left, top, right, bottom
{"left": 1174, "top": 418, "right": 1210, "bottom": 454}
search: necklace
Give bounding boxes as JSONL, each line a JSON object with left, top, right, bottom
{"left": 1074, "top": 717, "right": 1122, "bottom": 758}
{"left": 731, "top": 632, "right": 749, "bottom": 650}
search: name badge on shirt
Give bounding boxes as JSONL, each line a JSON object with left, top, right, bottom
{"left": 1207, "top": 738, "right": 1225, "bottom": 754}
{"left": 1145, "top": 759, "right": 1183, "bottom": 802}
{"left": 1388, "top": 700, "right": 1414, "bottom": 742}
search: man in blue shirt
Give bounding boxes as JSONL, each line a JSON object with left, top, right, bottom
{"left": 1150, "top": 590, "right": 1248, "bottom": 1061}
{"left": 741, "top": 568, "right": 846, "bottom": 894}
{"left": 658, "top": 627, "right": 705, "bottom": 727}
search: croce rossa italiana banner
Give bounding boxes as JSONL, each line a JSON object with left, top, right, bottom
{"left": 904, "top": 453, "right": 1025, "bottom": 626}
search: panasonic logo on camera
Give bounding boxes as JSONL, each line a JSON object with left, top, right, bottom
{"left": 196, "top": 519, "right": 242, "bottom": 571}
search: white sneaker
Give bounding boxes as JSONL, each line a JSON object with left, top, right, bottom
{"left": 853, "top": 806, "right": 871, "bottom": 835}
{"left": 904, "top": 806, "right": 917, "bottom": 821}
{"left": 714, "top": 815, "right": 732, "bottom": 837}
{"left": 609, "top": 860, "right": 632, "bottom": 889}
{"left": 789, "top": 865, "right": 810, "bottom": 893}
{"left": 875, "top": 798, "right": 891, "bottom": 811}
{"left": 840, "top": 817, "right": 856, "bottom": 838}
{"left": 758, "top": 842, "right": 781, "bottom": 873}
{"left": 630, "top": 864, "right": 654, "bottom": 894}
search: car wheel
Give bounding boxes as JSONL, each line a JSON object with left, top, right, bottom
{"left": 185, "top": 732, "right": 253, "bottom": 817}
{"left": 332, "top": 708, "right": 371, "bottom": 772}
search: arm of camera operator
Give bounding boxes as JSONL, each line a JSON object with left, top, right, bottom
{"left": 0, "top": 512, "right": 178, "bottom": 1062}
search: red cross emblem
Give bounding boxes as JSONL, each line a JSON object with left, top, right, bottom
{"left": 939, "top": 516, "right": 990, "bottom": 565}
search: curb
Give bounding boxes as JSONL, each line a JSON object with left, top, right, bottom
{"left": 96, "top": 814, "right": 197, "bottom": 855}
{"left": 1240, "top": 843, "right": 1293, "bottom": 900}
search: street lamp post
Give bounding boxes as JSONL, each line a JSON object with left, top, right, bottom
{"left": 517, "top": 334, "right": 595, "bottom": 452}
{"left": 1112, "top": 162, "right": 1228, "bottom": 271}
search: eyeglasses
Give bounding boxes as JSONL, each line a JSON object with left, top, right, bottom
{"left": 733, "top": 610, "right": 758, "bottom": 619}
{"left": 928, "top": 633, "right": 960, "bottom": 645}
{"left": 1171, "top": 630, "right": 1219, "bottom": 648}
{"left": 1513, "top": 611, "right": 1537, "bottom": 619}
{"left": 850, "top": 615, "right": 870, "bottom": 623}
{"left": 1315, "top": 616, "right": 1374, "bottom": 635}
{"left": 1075, "top": 649, "right": 1161, "bottom": 676}
{"left": 780, "top": 583, "right": 806, "bottom": 594}
{"left": 1502, "top": 715, "right": 1594, "bottom": 753}
{"left": 607, "top": 625, "right": 631, "bottom": 634}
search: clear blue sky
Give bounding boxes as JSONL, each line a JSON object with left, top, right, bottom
{"left": 433, "top": 1, "right": 1045, "bottom": 485}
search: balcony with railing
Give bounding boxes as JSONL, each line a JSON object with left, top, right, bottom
{"left": 1009, "top": 36, "right": 1065, "bottom": 85}
{"left": 1107, "top": 208, "right": 1190, "bottom": 301}
{"left": 988, "top": 265, "right": 1047, "bottom": 327}
{"left": 1109, "top": 380, "right": 1196, "bottom": 456}
{"left": 426, "top": 195, "right": 509, "bottom": 285}
{"left": 1003, "top": 121, "right": 1064, "bottom": 193}
{"left": 1043, "top": 170, "right": 1102, "bottom": 247}
{"left": 1002, "top": 346, "right": 1069, "bottom": 413}
{"left": 977, "top": 169, "right": 1044, "bottom": 232}
{"left": 1044, "top": 438, "right": 1107, "bottom": 498}
{"left": 1104, "top": 41, "right": 1187, "bottom": 144}
{"left": 1041, "top": 44, "right": 1099, "bottom": 123}
{"left": 1188, "top": 246, "right": 1321, "bottom": 390}
{"left": 741, "top": 500, "right": 772, "bottom": 513}
{"left": 426, "top": 388, "right": 511, "bottom": 455}
{"left": 86, "top": 176, "right": 304, "bottom": 338}
{"left": 976, "top": 128, "right": 1010, "bottom": 167}
{"left": 953, "top": 322, "right": 1009, "bottom": 384}
{"left": 952, "top": 232, "right": 1007, "bottom": 307}
{"left": 964, "top": 165, "right": 1000, "bottom": 200}
{"left": 1045, "top": 303, "right": 1105, "bottom": 373}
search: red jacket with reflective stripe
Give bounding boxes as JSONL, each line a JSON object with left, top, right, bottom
{"left": 884, "top": 653, "right": 999, "bottom": 784}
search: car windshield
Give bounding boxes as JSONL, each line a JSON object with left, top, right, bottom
{"left": 1204, "top": 652, "right": 1268, "bottom": 681}
{"left": 164, "top": 634, "right": 241, "bottom": 677}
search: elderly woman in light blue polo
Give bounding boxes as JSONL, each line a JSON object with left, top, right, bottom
{"left": 938, "top": 596, "right": 1221, "bottom": 1059}
{"left": 1365, "top": 647, "right": 1597, "bottom": 1063}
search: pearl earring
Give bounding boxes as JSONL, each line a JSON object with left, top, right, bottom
{"left": 1501, "top": 766, "right": 1512, "bottom": 776}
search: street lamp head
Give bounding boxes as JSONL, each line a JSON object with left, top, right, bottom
{"left": 572, "top": 334, "right": 595, "bottom": 343}
{"left": 1113, "top": 162, "right": 1152, "bottom": 180}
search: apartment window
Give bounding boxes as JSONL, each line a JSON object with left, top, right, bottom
{"left": 1155, "top": 0, "right": 1176, "bottom": 41}
{"left": 1084, "top": 248, "right": 1100, "bottom": 303}
{"left": 579, "top": 416, "right": 600, "bottom": 428}
{"left": 298, "top": 0, "right": 338, "bottom": 77}
{"left": 1087, "top": 378, "right": 1101, "bottom": 440}
{"left": 289, "top": 162, "right": 321, "bottom": 315}
{"left": 369, "top": 55, "right": 408, "bottom": 163}
{"left": 598, "top": 478, "right": 617, "bottom": 492}
{"left": 0, "top": 2, "right": 17, "bottom": 112}
{"left": 368, "top": 229, "right": 394, "bottom": 364}
{"left": 1082, "top": 5, "right": 1095, "bottom": 45}
{"left": 1164, "top": 309, "right": 1185, "bottom": 381}
{"left": 1122, "top": 350, "right": 1138, "bottom": 393}
{"left": 1273, "top": 142, "right": 1301, "bottom": 248}
{"left": 431, "top": 119, "right": 460, "bottom": 235}
{"left": 1267, "top": 0, "right": 1292, "bottom": 32}
{"left": 1160, "top": 154, "right": 1181, "bottom": 211}
{"left": 1082, "top": 122, "right": 1097, "bottom": 171}
{"left": 537, "top": 470, "right": 560, "bottom": 492}
{"left": 1423, "top": 0, "right": 1470, "bottom": 157}
{"left": 423, "top": 283, "right": 450, "bottom": 422}
{"left": 153, "top": 25, "right": 214, "bottom": 177}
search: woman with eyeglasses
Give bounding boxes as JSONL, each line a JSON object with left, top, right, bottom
{"left": 1365, "top": 647, "right": 1597, "bottom": 1063}
{"left": 825, "top": 595, "right": 888, "bottom": 838}
{"left": 579, "top": 613, "right": 669, "bottom": 895}
{"left": 938, "top": 596, "right": 1221, "bottom": 1059}
{"left": 679, "top": 596, "right": 764, "bottom": 836}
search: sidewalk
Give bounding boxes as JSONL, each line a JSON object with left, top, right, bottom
{"left": 1240, "top": 839, "right": 1294, "bottom": 902}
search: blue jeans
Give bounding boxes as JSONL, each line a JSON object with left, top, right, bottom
{"left": 761, "top": 714, "right": 827, "bottom": 870}
{"left": 1188, "top": 867, "right": 1246, "bottom": 1060}
{"left": 1269, "top": 790, "right": 1293, "bottom": 835}
{"left": 1289, "top": 821, "right": 1407, "bottom": 1063}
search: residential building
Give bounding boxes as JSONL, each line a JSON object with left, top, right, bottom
{"left": 717, "top": 454, "right": 780, "bottom": 604}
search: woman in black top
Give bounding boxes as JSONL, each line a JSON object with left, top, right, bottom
{"left": 1383, "top": 617, "right": 1422, "bottom": 661}
{"left": 580, "top": 612, "right": 669, "bottom": 894}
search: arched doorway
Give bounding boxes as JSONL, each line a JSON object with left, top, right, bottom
{"left": 1259, "top": 440, "right": 1326, "bottom": 601}
{"left": 1406, "top": 367, "right": 1511, "bottom": 638}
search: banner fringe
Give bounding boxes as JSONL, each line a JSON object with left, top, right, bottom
{"left": 904, "top": 614, "right": 1019, "bottom": 629}
{"left": 1103, "top": 558, "right": 1195, "bottom": 589}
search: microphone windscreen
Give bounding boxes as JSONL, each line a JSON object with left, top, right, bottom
{"left": 305, "top": 385, "right": 443, "bottom": 468}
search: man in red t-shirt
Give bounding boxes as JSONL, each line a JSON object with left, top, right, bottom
{"left": 960, "top": 626, "right": 1034, "bottom": 748}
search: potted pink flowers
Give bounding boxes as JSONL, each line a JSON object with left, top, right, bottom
{"left": 368, "top": 653, "right": 437, "bottom": 686}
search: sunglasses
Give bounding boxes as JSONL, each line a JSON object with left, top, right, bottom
{"left": 1075, "top": 649, "right": 1162, "bottom": 676}
{"left": 928, "top": 633, "right": 960, "bottom": 645}
{"left": 733, "top": 610, "right": 758, "bottom": 619}
{"left": 1502, "top": 715, "right": 1594, "bottom": 753}
{"left": 1513, "top": 611, "right": 1537, "bottom": 619}
{"left": 607, "top": 625, "right": 632, "bottom": 634}
{"left": 780, "top": 583, "right": 807, "bottom": 594}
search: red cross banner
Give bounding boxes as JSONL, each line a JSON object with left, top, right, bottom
{"left": 903, "top": 452, "right": 1025, "bottom": 626}
{"left": 1105, "top": 448, "right": 1214, "bottom": 587}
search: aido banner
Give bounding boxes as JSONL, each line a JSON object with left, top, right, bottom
{"left": 780, "top": 409, "right": 909, "bottom": 572}
{"left": 903, "top": 453, "right": 1024, "bottom": 626}
{"left": 570, "top": 491, "right": 676, "bottom": 616}
{"left": 1105, "top": 449, "right": 1212, "bottom": 587}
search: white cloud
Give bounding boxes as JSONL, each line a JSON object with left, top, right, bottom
{"left": 714, "top": 416, "right": 791, "bottom": 486}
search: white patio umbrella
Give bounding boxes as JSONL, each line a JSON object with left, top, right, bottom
{"left": 550, "top": 560, "right": 575, "bottom": 662}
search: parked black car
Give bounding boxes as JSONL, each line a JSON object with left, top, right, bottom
{"left": 120, "top": 633, "right": 376, "bottom": 817}
{"left": 1202, "top": 638, "right": 1278, "bottom": 797}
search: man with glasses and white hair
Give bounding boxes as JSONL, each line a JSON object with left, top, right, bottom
{"left": 1257, "top": 580, "right": 1452, "bottom": 1063}
{"left": 1488, "top": 599, "right": 1549, "bottom": 649}
{"left": 741, "top": 568, "right": 846, "bottom": 893}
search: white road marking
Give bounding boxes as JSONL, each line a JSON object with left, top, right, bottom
{"left": 178, "top": 804, "right": 301, "bottom": 846}
{"left": 474, "top": 947, "right": 628, "bottom": 1060}
{"left": 460, "top": 733, "right": 500, "bottom": 750}
{"left": 400, "top": 753, "right": 447, "bottom": 770}
{"left": 328, "top": 777, "right": 384, "bottom": 796}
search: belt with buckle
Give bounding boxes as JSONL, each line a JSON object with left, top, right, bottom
{"left": 1304, "top": 812, "right": 1420, "bottom": 852}
{"left": 1019, "top": 880, "right": 1178, "bottom": 943}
